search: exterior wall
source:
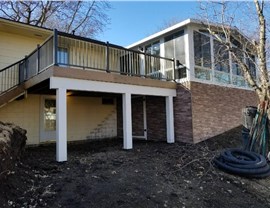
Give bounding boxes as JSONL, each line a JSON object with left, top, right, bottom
{"left": 190, "top": 81, "right": 258, "bottom": 143}
{"left": 131, "top": 96, "right": 144, "bottom": 136}
{"left": 0, "top": 31, "right": 47, "bottom": 69}
{"left": 174, "top": 83, "right": 193, "bottom": 143}
{"left": 0, "top": 94, "right": 117, "bottom": 145}
{"left": 0, "top": 94, "right": 40, "bottom": 144}
{"left": 67, "top": 96, "right": 117, "bottom": 141}
{"left": 117, "top": 95, "right": 167, "bottom": 141}
{"left": 146, "top": 96, "right": 167, "bottom": 140}
{"left": 116, "top": 97, "right": 123, "bottom": 138}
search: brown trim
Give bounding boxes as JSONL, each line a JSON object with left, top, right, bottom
{"left": 52, "top": 66, "right": 177, "bottom": 89}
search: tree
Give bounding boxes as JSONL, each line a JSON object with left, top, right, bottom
{"left": 199, "top": 0, "right": 270, "bottom": 155}
{"left": 155, "top": 17, "right": 183, "bottom": 32}
{"left": 0, "top": 1, "right": 111, "bottom": 38}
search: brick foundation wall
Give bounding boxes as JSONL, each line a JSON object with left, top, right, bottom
{"left": 132, "top": 96, "right": 144, "bottom": 136}
{"left": 146, "top": 96, "right": 167, "bottom": 141}
{"left": 173, "top": 84, "right": 193, "bottom": 143}
{"left": 116, "top": 95, "right": 167, "bottom": 141}
{"left": 190, "top": 81, "right": 258, "bottom": 143}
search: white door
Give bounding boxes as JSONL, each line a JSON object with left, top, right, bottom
{"left": 40, "top": 96, "right": 56, "bottom": 142}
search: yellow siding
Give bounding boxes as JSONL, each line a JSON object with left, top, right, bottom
{"left": 0, "top": 94, "right": 117, "bottom": 145}
{"left": 0, "top": 31, "right": 47, "bottom": 69}
{"left": 67, "top": 96, "right": 117, "bottom": 141}
{"left": 0, "top": 95, "right": 40, "bottom": 144}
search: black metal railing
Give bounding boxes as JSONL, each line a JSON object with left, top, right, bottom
{"left": 19, "top": 36, "right": 53, "bottom": 82}
{"left": 0, "top": 59, "right": 22, "bottom": 93}
{"left": 0, "top": 30, "right": 175, "bottom": 95}
{"left": 57, "top": 31, "right": 175, "bottom": 80}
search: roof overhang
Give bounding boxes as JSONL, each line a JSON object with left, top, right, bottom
{"left": 0, "top": 17, "right": 52, "bottom": 39}
{"left": 127, "top": 18, "right": 254, "bottom": 50}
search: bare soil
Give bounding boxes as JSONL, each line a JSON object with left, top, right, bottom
{"left": 1, "top": 127, "right": 270, "bottom": 208}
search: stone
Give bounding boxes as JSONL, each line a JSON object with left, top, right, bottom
{"left": 0, "top": 121, "right": 27, "bottom": 179}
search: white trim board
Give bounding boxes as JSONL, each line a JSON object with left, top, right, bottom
{"left": 50, "top": 77, "right": 177, "bottom": 97}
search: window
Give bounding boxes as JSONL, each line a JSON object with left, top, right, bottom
{"left": 232, "top": 50, "right": 243, "bottom": 76}
{"left": 194, "top": 31, "right": 211, "bottom": 68}
{"left": 213, "top": 40, "right": 229, "bottom": 73}
{"left": 194, "top": 31, "right": 211, "bottom": 80}
{"left": 192, "top": 30, "right": 256, "bottom": 87}
{"left": 57, "top": 47, "right": 68, "bottom": 65}
{"left": 213, "top": 40, "right": 230, "bottom": 84}
{"left": 145, "top": 41, "right": 161, "bottom": 78}
{"left": 44, "top": 99, "right": 56, "bottom": 131}
{"left": 246, "top": 53, "right": 256, "bottom": 79}
{"left": 145, "top": 41, "right": 160, "bottom": 56}
{"left": 165, "top": 30, "right": 186, "bottom": 79}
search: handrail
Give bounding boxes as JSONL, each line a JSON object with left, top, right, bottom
{"left": 0, "top": 30, "right": 175, "bottom": 96}
{"left": 0, "top": 58, "right": 25, "bottom": 73}
{"left": 57, "top": 31, "right": 174, "bottom": 62}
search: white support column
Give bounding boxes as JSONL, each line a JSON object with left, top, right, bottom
{"left": 166, "top": 96, "right": 175, "bottom": 143}
{"left": 56, "top": 88, "right": 67, "bottom": 162}
{"left": 185, "top": 26, "right": 195, "bottom": 82}
{"left": 122, "top": 93, "right": 133, "bottom": 149}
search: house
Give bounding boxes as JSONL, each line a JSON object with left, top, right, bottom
{"left": 128, "top": 18, "right": 257, "bottom": 144}
{"left": 0, "top": 17, "right": 176, "bottom": 162}
{"left": 0, "top": 17, "right": 257, "bottom": 162}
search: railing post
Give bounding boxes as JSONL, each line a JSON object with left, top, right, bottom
{"left": 106, "top": 41, "right": 110, "bottom": 73}
{"left": 144, "top": 52, "right": 147, "bottom": 78}
{"left": 53, "top": 29, "right": 58, "bottom": 66}
{"left": 172, "top": 58, "right": 176, "bottom": 81}
{"left": 25, "top": 55, "right": 28, "bottom": 80}
{"left": 37, "top": 44, "right": 40, "bottom": 73}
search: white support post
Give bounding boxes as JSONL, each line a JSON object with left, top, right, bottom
{"left": 122, "top": 93, "right": 133, "bottom": 149}
{"left": 185, "top": 27, "right": 195, "bottom": 82}
{"left": 56, "top": 88, "right": 67, "bottom": 162}
{"left": 166, "top": 96, "right": 175, "bottom": 143}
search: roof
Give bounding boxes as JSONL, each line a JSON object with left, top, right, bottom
{"left": 127, "top": 18, "right": 253, "bottom": 49}
{"left": 0, "top": 17, "right": 53, "bottom": 39}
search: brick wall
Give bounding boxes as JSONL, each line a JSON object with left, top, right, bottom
{"left": 146, "top": 96, "right": 167, "bottom": 141}
{"left": 190, "top": 81, "right": 258, "bottom": 143}
{"left": 132, "top": 96, "right": 144, "bottom": 136}
{"left": 173, "top": 84, "right": 193, "bottom": 143}
{"left": 117, "top": 95, "right": 147, "bottom": 138}
{"left": 116, "top": 95, "right": 167, "bottom": 141}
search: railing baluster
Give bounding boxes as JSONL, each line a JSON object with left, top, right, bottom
{"left": 106, "top": 41, "right": 110, "bottom": 73}
{"left": 37, "top": 44, "right": 40, "bottom": 73}
{"left": 53, "top": 29, "right": 58, "bottom": 66}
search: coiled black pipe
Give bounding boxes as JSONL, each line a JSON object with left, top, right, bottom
{"left": 213, "top": 148, "right": 270, "bottom": 178}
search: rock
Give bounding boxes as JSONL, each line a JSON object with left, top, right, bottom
{"left": 0, "top": 121, "right": 27, "bottom": 179}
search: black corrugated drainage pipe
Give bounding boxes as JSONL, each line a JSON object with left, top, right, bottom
{"left": 213, "top": 148, "right": 270, "bottom": 178}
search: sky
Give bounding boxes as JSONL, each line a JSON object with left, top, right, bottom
{"left": 97, "top": 1, "right": 199, "bottom": 47}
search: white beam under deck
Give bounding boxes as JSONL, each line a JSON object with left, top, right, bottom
{"left": 50, "top": 77, "right": 176, "bottom": 97}
{"left": 50, "top": 77, "right": 176, "bottom": 162}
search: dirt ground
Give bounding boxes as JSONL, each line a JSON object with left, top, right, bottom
{"left": 1, "top": 127, "right": 270, "bottom": 208}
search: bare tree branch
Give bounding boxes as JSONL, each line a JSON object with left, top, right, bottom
{"left": 254, "top": 0, "right": 268, "bottom": 92}
{"left": 0, "top": 1, "right": 111, "bottom": 38}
